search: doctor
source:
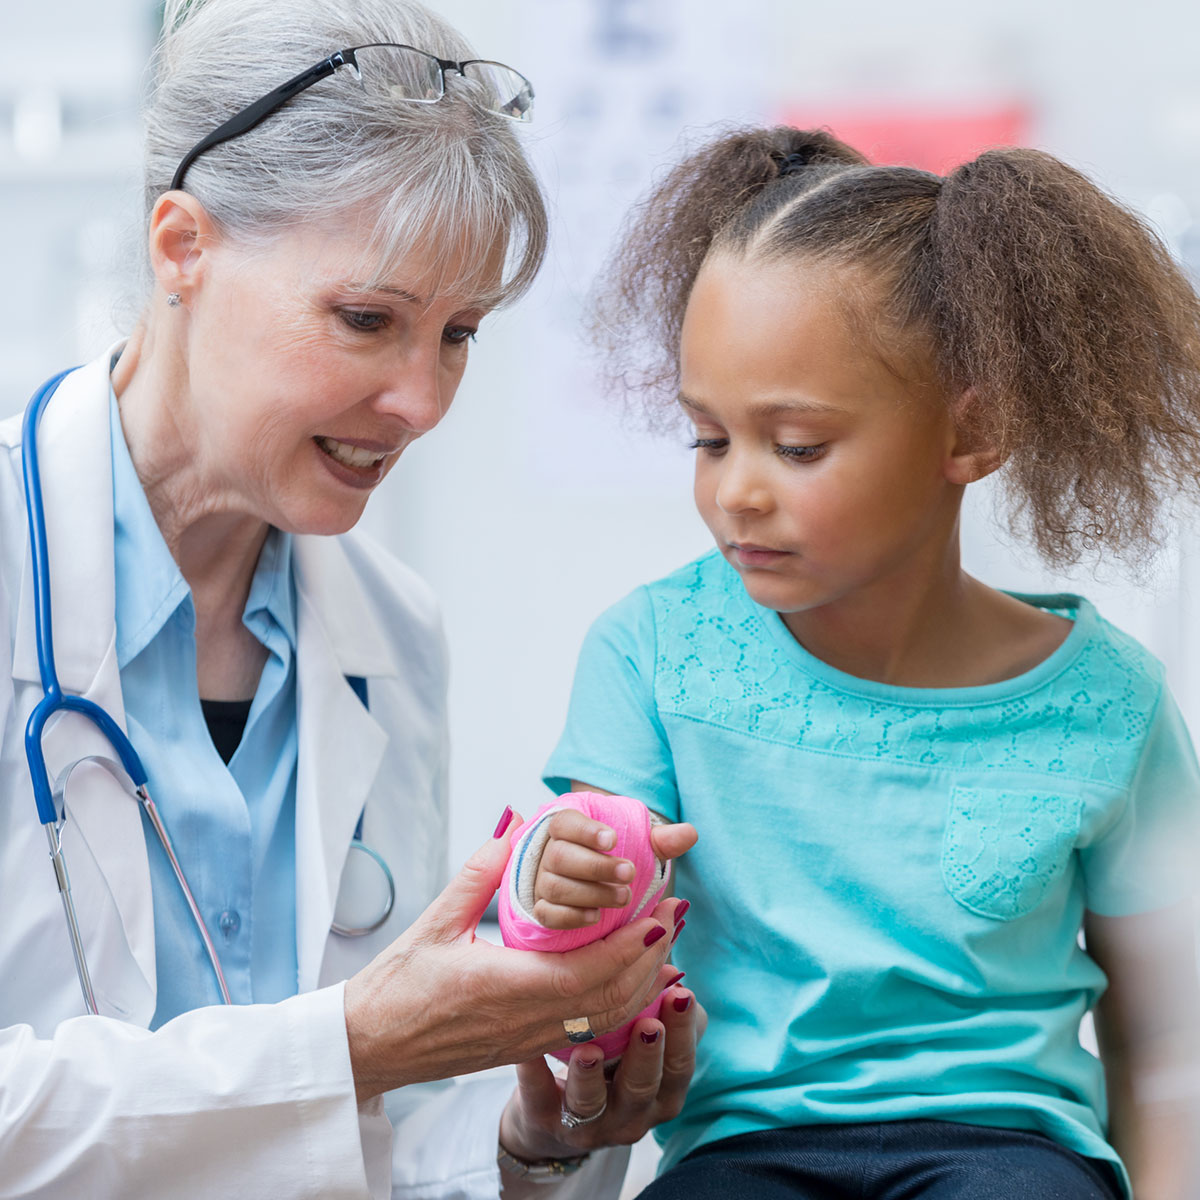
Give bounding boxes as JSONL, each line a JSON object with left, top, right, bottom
{"left": 0, "top": 0, "right": 700, "bottom": 1196}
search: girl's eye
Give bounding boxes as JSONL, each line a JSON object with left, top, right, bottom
{"left": 443, "top": 325, "right": 478, "bottom": 346}
{"left": 778, "top": 444, "right": 826, "bottom": 462}
{"left": 339, "top": 308, "right": 389, "bottom": 333}
{"left": 688, "top": 437, "right": 728, "bottom": 455}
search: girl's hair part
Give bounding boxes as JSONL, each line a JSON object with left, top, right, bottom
{"left": 145, "top": 0, "right": 547, "bottom": 307}
{"left": 593, "top": 125, "right": 1200, "bottom": 566}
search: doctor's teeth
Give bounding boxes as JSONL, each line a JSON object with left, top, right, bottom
{"left": 318, "top": 438, "right": 386, "bottom": 469}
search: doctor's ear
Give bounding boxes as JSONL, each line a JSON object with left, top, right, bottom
{"left": 943, "top": 387, "right": 1007, "bottom": 486}
{"left": 147, "top": 192, "right": 219, "bottom": 304}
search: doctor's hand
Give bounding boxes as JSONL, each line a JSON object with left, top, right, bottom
{"left": 343, "top": 811, "right": 682, "bottom": 1102}
{"left": 497, "top": 978, "right": 705, "bottom": 1181}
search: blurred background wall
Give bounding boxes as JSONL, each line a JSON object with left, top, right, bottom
{"left": 5, "top": 0, "right": 1200, "bottom": 1190}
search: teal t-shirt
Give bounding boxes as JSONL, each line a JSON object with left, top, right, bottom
{"left": 543, "top": 551, "right": 1200, "bottom": 1194}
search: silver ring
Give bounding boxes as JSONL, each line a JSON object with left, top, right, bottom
{"left": 560, "top": 1099, "right": 607, "bottom": 1128}
{"left": 562, "top": 1016, "right": 595, "bottom": 1044}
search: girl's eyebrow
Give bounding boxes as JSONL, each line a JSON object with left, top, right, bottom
{"left": 678, "top": 393, "right": 849, "bottom": 418}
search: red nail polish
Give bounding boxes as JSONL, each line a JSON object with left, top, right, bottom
{"left": 492, "top": 806, "right": 514, "bottom": 838}
{"left": 673, "top": 994, "right": 692, "bottom": 1013}
{"left": 640, "top": 1029, "right": 661, "bottom": 1044}
{"left": 674, "top": 899, "right": 690, "bottom": 924}
{"left": 670, "top": 919, "right": 686, "bottom": 945}
{"left": 665, "top": 971, "right": 685, "bottom": 989}
{"left": 644, "top": 925, "right": 667, "bottom": 947}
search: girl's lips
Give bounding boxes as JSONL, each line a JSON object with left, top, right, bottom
{"left": 729, "top": 542, "right": 791, "bottom": 566}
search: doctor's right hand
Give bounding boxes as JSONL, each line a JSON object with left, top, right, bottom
{"left": 343, "top": 809, "right": 683, "bottom": 1101}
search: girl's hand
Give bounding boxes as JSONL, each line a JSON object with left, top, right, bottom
{"left": 498, "top": 980, "right": 706, "bottom": 1184}
{"left": 343, "top": 815, "right": 683, "bottom": 1101}
{"left": 533, "top": 807, "right": 698, "bottom": 930}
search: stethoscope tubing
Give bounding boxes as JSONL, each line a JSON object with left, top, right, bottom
{"left": 22, "top": 369, "right": 230, "bottom": 1011}
{"left": 20, "top": 368, "right": 395, "bottom": 1017}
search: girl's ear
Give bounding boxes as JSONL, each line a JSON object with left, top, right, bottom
{"left": 147, "top": 191, "right": 219, "bottom": 304}
{"left": 944, "top": 387, "right": 1006, "bottom": 485}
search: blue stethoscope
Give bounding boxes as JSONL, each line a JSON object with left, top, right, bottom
{"left": 23, "top": 369, "right": 395, "bottom": 1016}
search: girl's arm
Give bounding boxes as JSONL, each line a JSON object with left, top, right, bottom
{"left": 1085, "top": 902, "right": 1200, "bottom": 1200}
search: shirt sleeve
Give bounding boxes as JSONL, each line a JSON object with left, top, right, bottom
{"left": 542, "top": 588, "right": 680, "bottom": 822}
{"left": 1080, "top": 685, "right": 1200, "bottom": 916}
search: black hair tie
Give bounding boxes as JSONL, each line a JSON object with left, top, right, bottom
{"left": 778, "top": 150, "right": 812, "bottom": 177}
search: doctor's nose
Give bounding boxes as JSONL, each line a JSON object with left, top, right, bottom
{"left": 715, "top": 455, "right": 773, "bottom": 516}
{"left": 374, "top": 358, "right": 449, "bottom": 436}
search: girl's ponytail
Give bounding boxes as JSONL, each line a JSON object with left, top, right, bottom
{"left": 931, "top": 149, "right": 1200, "bottom": 564}
{"left": 591, "top": 127, "right": 865, "bottom": 405}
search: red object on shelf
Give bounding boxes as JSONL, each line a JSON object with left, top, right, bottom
{"left": 778, "top": 104, "right": 1032, "bottom": 173}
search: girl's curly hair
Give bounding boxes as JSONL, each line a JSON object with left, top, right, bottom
{"left": 591, "top": 126, "right": 1200, "bottom": 568}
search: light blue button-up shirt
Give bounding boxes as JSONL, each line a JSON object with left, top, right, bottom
{"left": 109, "top": 393, "right": 299, "bottom": 1028}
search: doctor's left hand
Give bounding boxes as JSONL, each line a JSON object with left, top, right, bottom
{"left": 497, "top": 976, "right": 706, "bottom": 1171}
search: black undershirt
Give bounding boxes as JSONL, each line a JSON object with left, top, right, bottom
{"left": 201, "top": 698, "right": 253, "bottom": 766}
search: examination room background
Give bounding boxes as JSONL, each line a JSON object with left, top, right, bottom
{"left": 4, "top": 0, "right": 1200, "bottom": 1002}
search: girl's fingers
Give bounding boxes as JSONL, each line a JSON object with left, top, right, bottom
{"left": 547, "top": 807, "right": 619, "bottom": 853}
{"left": 542, "top": 836, "right": 634, "bottom": 885}
{"left": 649, "top": 821, "right": 699, "bottom": 862}
{"left": 532, "top": 899, "right": 602, "bottom": 930}
{"left": 535, "top": 870, "right": 630, "bottom": 912}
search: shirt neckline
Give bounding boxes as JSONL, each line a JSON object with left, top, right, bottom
{"left": 724, "top": 560, "right": 1095, "bottom": 707}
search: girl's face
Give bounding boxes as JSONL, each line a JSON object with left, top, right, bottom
{"left": 177, "top": 218, "right": 496, "bottom": 537}
{"left": 679, "top": 252, "right": 966, "bottom": 621}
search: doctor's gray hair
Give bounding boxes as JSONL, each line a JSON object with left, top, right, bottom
{"left": 143, "top": 0, "right": 546, "bottom": 306}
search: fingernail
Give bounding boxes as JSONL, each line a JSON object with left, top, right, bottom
{"left": 614, "top": 861, "right": 634, "bottom": 882}
{"left": 579, "top": 1054, "right": 601, "bottom": 1069}
{"left": 674, "top": 899, "right": 690, "bottom": 924}
{"left": 597, "top": 829, "right": 615, "bottom": 850}
{"left": 673, "top": 994, "right": 692, "bottom": 1013}
{"left": 644, "top": 925, "right": 667, "bottom": 947}
{"left": 492, "top": 806, "right": 514, "bottom": 838}
{"left": 665, "top": 971, "right": 685, "bottom": 989}
{"left": 640, "top": 1029, "right": 661, "bottom": 1044}
{"left": 670, "top": 919, "right": 686, "bottom": 945}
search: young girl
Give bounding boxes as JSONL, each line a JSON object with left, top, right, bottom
{"left": 527, "top": 129, "right": 1200, "bottom": 1199}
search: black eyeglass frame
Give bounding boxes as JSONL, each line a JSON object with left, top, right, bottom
{"left": 170, "top": 42, "right": 534, "bottom": 193}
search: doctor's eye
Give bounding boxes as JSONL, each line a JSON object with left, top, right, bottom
{"left": 338, "top": 308, "right": 390, "bottom": 333}
{"left": 443, "top": 325, "right": 478, "bottom": 346}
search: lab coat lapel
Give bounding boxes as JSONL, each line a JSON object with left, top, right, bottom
{"left": 10, "top": 352, "right": 157, "bottom": 1011}
{"left": 293, "top": 536, "right": 389, "bottom": 992}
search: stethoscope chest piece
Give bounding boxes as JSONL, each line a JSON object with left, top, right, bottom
{"left": 331, "top": 839, "right": 396, "bottom": 937}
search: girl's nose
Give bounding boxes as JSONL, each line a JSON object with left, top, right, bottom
{"left": 715, "top": 453, "right": 772, "bottom": 515}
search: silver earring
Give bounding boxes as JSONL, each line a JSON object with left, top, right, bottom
{"left": 167, "top": 292, "right": 181, "bottom": 307}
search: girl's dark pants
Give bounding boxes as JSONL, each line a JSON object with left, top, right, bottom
{"left": 635, "top": 1120, "right": 1124, "bottom": 1199}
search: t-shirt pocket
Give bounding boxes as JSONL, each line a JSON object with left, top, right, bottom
{"left": 941, "top": 786, "right": 1082, "bottom": 920}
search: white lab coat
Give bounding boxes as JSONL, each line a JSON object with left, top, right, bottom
{"left": 0, "top": 350, "right": 628, "bottom": 1199}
